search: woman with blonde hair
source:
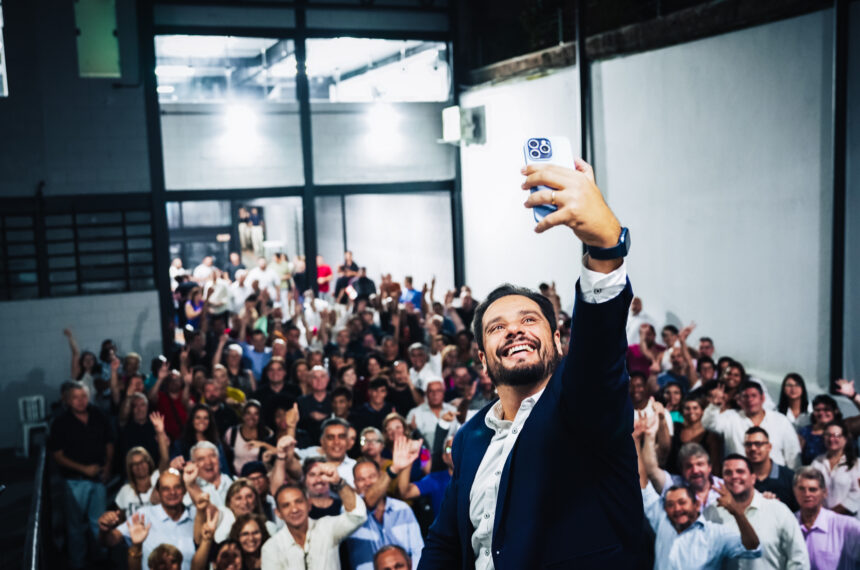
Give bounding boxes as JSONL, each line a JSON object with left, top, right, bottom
{"left": 115, "top": 447, "right": 160, "bottom": 518}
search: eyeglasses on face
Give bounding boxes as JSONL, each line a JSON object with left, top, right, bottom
{"left": 743, "top": 441, "right": 768, "bottom": 448}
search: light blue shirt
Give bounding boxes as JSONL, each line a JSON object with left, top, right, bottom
{"left": 240, "top": 342, "right": 272, "bottom": 380}
{"left": 643, "top": 483, "right": 761, "bottom": 570}
{"left": 344, "top": 497, "right": 423, "bottom": 570}
{"left": 119, "top": 503, "right": 196, "bottom": 570}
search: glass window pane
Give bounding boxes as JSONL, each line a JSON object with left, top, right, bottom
{"left": 48, "top": 256, "right": 76, "bottom": 269}
{"left": 76, "top": 212, "right": 122, "bottom": 225}
{"left": 0, "top": 0, "right": 8, "bottom": 97}
{"left": 156, "top": 35, "right": 303, "bottom": 190}
{"left": 315, "top": 196, "right": 344, "bottom": 272}
{"left": 180, "top": 201, "right": 231, "bottom": 227}
{"left": 78, "top": 226, "right": 123, "bottom": 239}
{"left": 307, "top": 38, "right": 454, "bottom": 185}
{"left": 241, "top": 197, "right": 305, "bottom": 261}
{"left": 167, "top": 202, "right": 181, "bottom": 229}
{"left": 343, "top": 191, "right": 453, "bottom": 291}
{"left": 46, "top": 228, "right": 74, "bottom": 241}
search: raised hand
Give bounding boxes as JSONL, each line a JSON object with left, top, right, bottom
{"left": 715, "top": 483, "right": 742, "bottom": 516}
{"left": 127, "top": 512, "right": 151, "bottom": 546}
{"left": 182, "top": 462, "right": 199, "bottom": 487}
{"left": 835, "top": 378, "right": 856, "bottom": 399}
{"left": 285, "top": 402, "right": 299, "bottom": 428}
{"left": 200, "top": 505, "right": 218, "bottom": 542}
{"left": 441, "top": 411, "right": 456, "bottom": 423}
{"left": 110, "top": 356, "right": 121, "bottom": 372}
{"left": 317, "top": 462, "right": 342, "bottom": 486}
{"left": 63, "top": 328, "right": 73, "bottom": 338}
{"left": 632, "top": 412, "right": 649, "bottom": 440}
{"left": 149, "top": 411, "right": 165, "bottom": 434}
{"left": 169, "top": 455, "right": 186, "bottom": 472}
{"left": 194, "top": 492, "right": 211, "bottom": 512}
{"left": 98, "top": 510, "right": 122, "bottom": 531}
{"left": 392, "top": 435, "right": 422, "bottom": 473}
{"left": 678, "top": 322, "right": 696, "bottom": 344}
{"left": 761, "top": 491, "right": 778, "bottom": 500}
{"left": 521, "top": 159, "right": 621, "bottom": 243}
{"left": 276, "top": 434, "right": 297, "bottom": 456}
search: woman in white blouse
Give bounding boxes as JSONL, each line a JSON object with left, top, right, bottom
{"left": 811, "top": 421, "right": 860, "bottom": 517}
{"left": 114, "top": 447, "right": 161, "bottom": 518}
{"left": 776, "top": 372, "right": 812, "bottom": 428}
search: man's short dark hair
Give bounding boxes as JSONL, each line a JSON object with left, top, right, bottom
{"left": 353, "top": 457, "right": 379, "bottom": 475}
{"left": 274, "top": 482, "right": 306, "bottom": 505}
{"left": 251, "top": 329, "right": 266, "bottom": 338}
{"left": 699, "top": 337, "right": 713, "bottom": 345}
{"left": 662, "top": 325, "right": 679, "bottom": 335}
{"left": 744, "top": 426, "right": 769, "bottom": 439}
{"left": 373, "top": 544, "right": 412, "bottom": 570}
{"left": 738, "top": 380, "right": 763, "bottom": 395}
{"left": 321, "top": 417, "right": 351, "bottom": 434}
{"left": 629, "top": 371, "right": 647, "bottom": 384}
{"left": 368, "top": 378, "right": 388, "bottom": 391}
{"left": 302, "top": 456, "right": 327, "bottom": 477}
{"left": 331, "top": 386, "right": 353, "bottom": 401}
{"left": 723, "top": 453, "right": 752, "bottom": 472}
{"left": 717, "top": 356, "right": 734, "bottom": 369}
{"left": 696, "top": 356, "right": 714, "bottom": 374}
{"left": 665, "top": 485, "right": 697, "bottom": 504}
{"left": 472, "top": 284, "right": 557, "bottom": 353}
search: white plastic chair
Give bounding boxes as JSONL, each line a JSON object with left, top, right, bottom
{"left": 18, "top": 395, "right": 48, "bottom": 459}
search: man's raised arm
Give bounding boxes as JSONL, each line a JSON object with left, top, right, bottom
{"left": 522, "top": 160, "right": 631, "bottom": 440}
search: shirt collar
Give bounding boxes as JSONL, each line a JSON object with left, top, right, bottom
{"left": 485, "top": 386, "right": 546, "bottom": 431}
{"left": 748, "top": 490, "right": 763, "bottom": 512}
{"left": 769, "top": 461, "right": 780, "bottom": 479}
{"left": 156, "top": 503, "right": 191, "bottom": 524}
{"left": 796, "top": 507, "right": 833, "bottom": 533}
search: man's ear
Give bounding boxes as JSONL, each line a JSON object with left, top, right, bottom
{"left": 477, "top": 350, "right": 487, "bottom": 373}
{"left": 554, "top": 330, "right": 563, "bottom": 354}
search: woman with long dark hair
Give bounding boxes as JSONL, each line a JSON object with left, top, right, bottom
{"left": 63, "top": 328, "right": 102, "bottom": 400}
{"left": 170, "top": 403, "right": 232, "bottom": 475}
{"left": 777, "top": 372, "right": 811, "bottom": 428}
{"left": 798, "top": 395, "right": 842, "bottom": 465}
{"left": 229, "top": 513, "right": 270, "bottom": 569}
{"left": 811, "top": 420, "right": 860, "bottom": 516}
{"left": 224, "top": 401, "right": 273, "bottom": 476}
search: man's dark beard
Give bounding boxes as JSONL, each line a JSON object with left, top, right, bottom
{"left": 487, "top": 342, "right": 561, "bottom": 387}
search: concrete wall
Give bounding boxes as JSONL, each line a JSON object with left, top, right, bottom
{"left": 845, "top": 1, "right": 860, "bottom": 383}
{"left": 0, "top": 291, "right": 162, "bottom": 450}
{"left": 0, "top": 0, "right": 149, "bottom": 197}
{"left": 459, "top": 68, "right": 583, "bottom": 311}
{"left": 591, "top": 10, "right": 834, "bottom": 386}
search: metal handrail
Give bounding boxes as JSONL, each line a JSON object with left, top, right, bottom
{"left": 22, "top": 443, "right": 47, "bottom": 570}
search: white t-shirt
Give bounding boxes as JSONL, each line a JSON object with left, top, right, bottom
{"left": 115, "top": 471, "right": 160, "bottom": 518}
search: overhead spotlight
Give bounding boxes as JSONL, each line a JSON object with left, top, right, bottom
{"left": 156, "top": 85, "right": 175, "bottom": 94}
{"left": 155, "top": 65, "right": 194, "bottom": 78}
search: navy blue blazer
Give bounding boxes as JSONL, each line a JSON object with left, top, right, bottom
{"left": 418, "top": 280, "right": 643, "bottom": 569}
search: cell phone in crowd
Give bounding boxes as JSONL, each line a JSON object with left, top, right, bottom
{"left": 522, "top": 135, "right": 575, "bottom": 223}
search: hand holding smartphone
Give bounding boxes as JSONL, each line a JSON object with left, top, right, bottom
{"left": 522, "top": 135, "right": 575, "bottom": 223}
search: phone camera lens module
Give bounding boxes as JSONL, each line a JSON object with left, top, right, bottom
{"left": 528, "top": 139, "right": 539, "bottom": 149}
{"left": 529, "top": 149, "right": 541, "bottom": 159}
{"left": 539, "top": 144, "right": 550, "bottom": 154}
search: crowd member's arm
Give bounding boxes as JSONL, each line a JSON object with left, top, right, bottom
{"left": 185, "top": 298, "right": 203, "bottom": 322}
{"left": 64, "top": 328, "right": 82, "bottom": 380}
{"left": 640, "top": 413, "right": 669, "bottom": 494}
{"left": 391, "top": 310, "right": 402, "bottom": 353}
{"left": 714, "top": 485, "right": 760, "bottom": 552}
{"left": 442, "top": 290, "right": 466, "bottom": 332}
{"left": 103, "top": 442, "right": 114, "bottom": 483}
{"left": 365, "top": 436, "right": 424, "bottom": 505}
{"left": 110, "top": 356, "right": 122, "bottom": 406}
{"left": 652, "top": 401, "right": 671, "bottom": 466}
{"left": 117, "top": 395, "right": 133, "bottom": 427}
{"left": 53, "top": 449, "right": 102, "bottom": 480}
{"left": 678, "top": 324, "right": 699, "bottom": 386}
{"left": 126, "top": 512, "right": 151, "bottom": 570}
{"left": 212, "top": 333, "right": 229, "bottom": 369}
{"left": 97, "top": 509, "right": 124, "bottom": 546}
{"left": 835, "top": 379, "right": 860, "bottom": 439}
{"left": 150, "top": 412, "right": 170, "bottom": 472}
{"left": 192, "top": 493, "right": 220, "bottom": 546}
{"left": 191, "top": 505, "right": 219, "bottom": 570}
{"left": 182, "top": 462, "right": 205, "bottom": 507}
{"left": 455, "top": 381, "right": 476, "bottom": 424}
{"left": 317, "top": 463, "right": 368, "bottom": 543}
{"left": 147, "top": 365, "right": 170, "bottom": 405}
{"left": 180, "top": 370, "right": 193, "bottom": 410}
{"left": 269, "top": 435, "right": 301, "bottom": 495}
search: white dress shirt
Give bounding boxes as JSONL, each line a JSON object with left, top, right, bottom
{"left": 119, "top": 504, "right": 196, "bottom": 570}
{"left": 642, "top": 483, "right": 761, "bottom": 569}
{"left": 702, "top": 405, "right": 802, "bottom": 469}
{"left": 260, "top": 499, "right": 367, "bottom": 570}
{"left": 811, "top": 454, "right": 860, "bottom": 516}
{"left": 406, "top": 402, "right": 460, "bottom": 452}
{"left": 468, "top": 259, "right": 627, "bottom": 570}
{"left": 183, "top": 473, "right": 233, "bottom": 508}
{"left": 704, "top": 491, "right": 810, "bottom": 570}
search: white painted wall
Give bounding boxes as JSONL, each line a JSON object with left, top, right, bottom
{"left": 591, "top": 10, "right": 834, "bottom": 386}
{"left": 459, "top": 68, "right": 583, "bottom": 311}
{"left": 844, "top": 2, "right": 860, "bottom": 383}
{"left": 0, "top": 291, "right": 162, "bottom": 449}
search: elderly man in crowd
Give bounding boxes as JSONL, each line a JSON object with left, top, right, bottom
{"left": 794, "top": 466, "right": 860, "bottom": 570}
{"left": 346, "top": 458, "right": 424, "bottom": 570}
{"left": 705, "top": 381, "right": 801, "bottom": 469}
{"left": 49, "top": 381, "right": 114, "bottom": 570}
{"left": 99, "top": 469, "right": 196, "bottom": 570}
{"left": 375, "top": 545, "right": 413, "bottom": 570}
{"left": 298, "top": 365, "right": 334, "bottom": 442}
{"left": 171, "top": 441, "right": 234, "bottom": 507}
{"left": 262, "top": 472, "right": 366, "bottom": 569}
{"left": 405, "top": 378, "right": 459, "bottom": 460}
{"left": 704, "top": 454, "right": 809, "bottom": 569}
{"left": 634, "top": 419, "right": 762, "bottom": 569}
{"left": 297, "top": 418, "right": 357, "bottom": 487}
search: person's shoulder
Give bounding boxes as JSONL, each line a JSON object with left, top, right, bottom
{"left": 386, "top": 497, "right": 413, "bottom": 513}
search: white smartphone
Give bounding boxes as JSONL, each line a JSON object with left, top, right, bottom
{"left": 523, "top": 135, "right": 575, "bottom": 223}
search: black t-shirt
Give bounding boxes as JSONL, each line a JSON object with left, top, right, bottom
{"left": 754, "top": 463, "right": 798, "bottom": 511}
{"left": 211, "top": 403, "right": 240, "bottom": 440}
{"left": 119, "top": 420, "right": 160, "bottom": 474}
{"left": 386, "top": 387, "right": 416, "bottom": 418}
{"left": 297, "top": 394, "right": 332, "bottom": 443}
{"left": 253, "top": 383, "right": 301, "bottom": 429}
{"left": 349, "top": 402, "right": 396, "bottom": 434}
{"left": 224, "top": 262, "right": 246, "bottom": 281}
{"left": 47, "top": 406, "right": 113, "bottom": 479}
{"left": 309, "top": 496, "right": 342, "bottom": 520}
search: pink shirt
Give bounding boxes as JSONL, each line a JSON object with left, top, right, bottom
{"left": 797, "top": 507, "right": 860, "bottom": 570}
{"left": 626, "top": 343, "right": 665, "bottom": 377}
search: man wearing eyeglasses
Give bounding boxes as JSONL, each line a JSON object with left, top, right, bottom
{"left": 744, "top": 426, "right": 797, "bottom": 511}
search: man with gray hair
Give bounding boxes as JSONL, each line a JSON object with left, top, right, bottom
{"left": 170, "top": 440, "right": 233, "bottom": 507}
{"left": 794, "top": 466, "right": 860, "bottom": 570}
{"left": 375, "top": 544, "right": 412, "bottom": 570}
{"left": 408, "top": 342, "right": 441, "bottom": 393}
{"left": 48, "top": 381, "right": 114, "bottom": 569}
{"left": 640, "top": 424, "right": 723, "bottom": 511}
{"left": 298, "top": 365, "right": 333, "bottom": 443}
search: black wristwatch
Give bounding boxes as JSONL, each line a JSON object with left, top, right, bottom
{"left": 586, "top": 227, "right": 630, "bottom": 260}
{"left": 386, "top": 465, "right": 399, "bottom": 479}
{"left": 331, "top": 478, "right": 346, "bottom": 492}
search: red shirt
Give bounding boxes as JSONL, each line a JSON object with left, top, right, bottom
{"left": 157, "top": 391, "right": 192, "bottom": 440}
{"left": 317, "top": 264, "right": 333, "bottom": 293}
{"left": 626, "top": 343, "right": 665, "bottom": 377}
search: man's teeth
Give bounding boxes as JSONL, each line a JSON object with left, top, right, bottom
{"left": 506, "top": 345, "right": 535, "bottom": 356}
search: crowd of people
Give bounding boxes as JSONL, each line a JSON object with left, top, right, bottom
{"left": 50, "top": 248, "right": 860, "bottom": 570}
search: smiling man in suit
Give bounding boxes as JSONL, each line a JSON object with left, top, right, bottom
{"left": 418, "top": 158, "right": 642, "bottom": 570}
